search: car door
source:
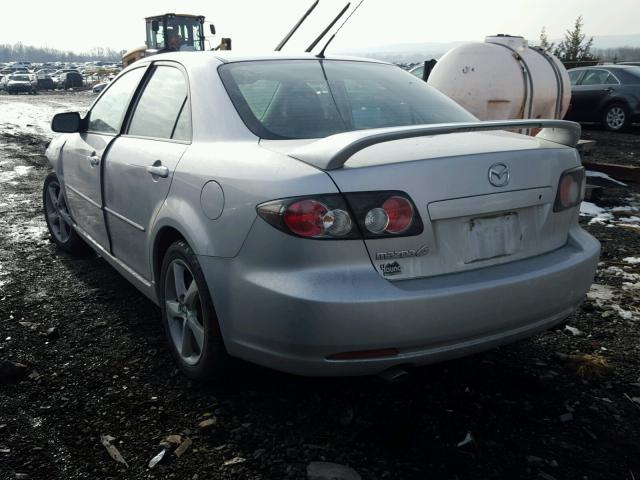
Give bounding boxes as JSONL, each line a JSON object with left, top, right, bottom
{"left": 571, "top": 69, "right": 618, "bottom": 121}
{"left": 62, "top": 66, "right": 147, "bottom": 250}
{"left": 103, "top": 62, "right": 191, "bottom": 280}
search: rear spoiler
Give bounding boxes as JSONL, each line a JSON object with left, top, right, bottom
{"left": 289, "top": 119, "right": 581, "bottom": 171}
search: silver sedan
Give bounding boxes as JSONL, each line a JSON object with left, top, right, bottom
{"left": 44, "top": 52, "right": 600, "bottom": 379}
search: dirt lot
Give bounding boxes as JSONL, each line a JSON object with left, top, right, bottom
{"left": 1, "top": 93, "right": 640, "bottom": 480}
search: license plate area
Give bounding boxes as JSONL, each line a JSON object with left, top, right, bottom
{"left": 464, "top": 213, "right": 521, "bottom": 264}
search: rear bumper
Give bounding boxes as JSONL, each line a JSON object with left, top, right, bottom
{"left": 199, "top": 226, "right": 599, "bottom": 376}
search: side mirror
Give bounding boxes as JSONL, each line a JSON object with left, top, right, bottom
{"left": 151, "top": 20, "right": 160, "bottom": 32}
{"left": 209, "top": 24, "right": 216, "bottom": 35}
{"left": 52, "top": 112, "right": 82, "bottom": 133}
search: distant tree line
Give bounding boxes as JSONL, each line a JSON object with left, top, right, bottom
{"left": 592, "top": 47, "right": 640, "bottom": 63}
{"left": 0, "top": 42, "right": 124, "bottom": 63}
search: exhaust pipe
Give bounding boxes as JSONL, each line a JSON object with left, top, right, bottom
{"left": 377, "top": 365, "right": 410, "bottom": 384}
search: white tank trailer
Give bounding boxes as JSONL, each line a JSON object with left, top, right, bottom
{"left": 427, "top": 35, "right": 571, "bottom": 121}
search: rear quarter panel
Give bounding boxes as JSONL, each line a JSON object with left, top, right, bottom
{"left": 152, "top": 141, "right": 338, "bottom": 258}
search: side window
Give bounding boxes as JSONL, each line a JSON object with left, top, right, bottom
{"left": 568, "top": 70, "right": 582, "bottom": 86}
{"left": 88, "top": 68, "right": 145, "bottom": 134}
{"left": 605, "top": 73, "right": 619, "bottom": 85}
{"left": 581, "top": 70, "right": 608, "bottom": 86}
{"left": 127, "top": 66, "right": 190, "bottom": 141}
{"left": 239, "top": 79, "right": 280, "bottom": 120}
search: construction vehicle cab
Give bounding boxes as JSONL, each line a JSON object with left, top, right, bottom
{"left": 123, "top": 13, "right": 214, "bottom": 67}
{"left": 146, "top": 13, "right": 210, "bottom": 52}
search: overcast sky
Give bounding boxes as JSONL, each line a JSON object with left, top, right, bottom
{"left": 2, "top": 0, "right": 639, "bottom": 53}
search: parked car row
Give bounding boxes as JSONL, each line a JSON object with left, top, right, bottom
{"left": 0, "top": 60, "right": 123, "bottom": 94}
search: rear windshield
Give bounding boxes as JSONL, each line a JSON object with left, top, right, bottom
{"left": 219, "top": 60, "right": 476, "bottom": 140}
{"left": 625, "top": 66, "right": 640, "bottom": 80}
{"left": 12, "top": 75, "right": 29, "bottom": 81}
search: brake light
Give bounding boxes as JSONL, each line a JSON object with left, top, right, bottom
{"left": 258, "top": 194, "right": 358, "bottom": 239}
{"left": 382, "top": 196, "right": 414, "bottom": 233}
{"left": 257, "top": 191, "right": 423, "bottom": 239}
{"left": 283, "top": 199, "right": 328, "bottom": 237}
{"left": 554, "top": 167, "right": 586, "bottom": 212}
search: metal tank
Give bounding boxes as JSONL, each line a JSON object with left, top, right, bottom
{"left": 427, "top": 35, "right": 571, "bottom": 121}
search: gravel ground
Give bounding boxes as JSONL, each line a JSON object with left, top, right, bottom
{"left": 582, "top": 125, "right": 640, "bottom": 166}
{"left": 1, "top": 93, "right": 640, "bottom": 480}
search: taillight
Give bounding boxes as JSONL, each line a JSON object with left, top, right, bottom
{"left": 257, "top": 195, "right": 358, "bottom": 239}
{"left": 257, "top": 191, "right": 423, "bottom": 239}
{"left": 554, "top": 167, "right": 585, "bottom": 212}
{"left": 283, "top": 199, "right": 328, "bottom": 237}
{"left": 344, "top": 191, "right": 423, "bottom": 239}
{"left": 382, "top": 196, "right": 414, "bottom": 234}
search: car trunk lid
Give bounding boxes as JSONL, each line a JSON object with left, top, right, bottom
{"left": 263, "top": 127, "right": 582, "bottom": 280}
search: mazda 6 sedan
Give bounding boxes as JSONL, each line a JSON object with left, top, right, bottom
{"left": 44, "top": 52, "right": 600, "bottom": 379}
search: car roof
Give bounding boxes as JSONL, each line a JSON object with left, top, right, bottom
{"left": 144, "top": 51, "right": 389, "bottom": 67}
{"left": 569, "top": 64, "right": 640, "bottom": 71}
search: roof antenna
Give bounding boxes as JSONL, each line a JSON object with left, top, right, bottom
{"left": 275, "top": 0, "right": 319, "bottom": 51}
{"left": 305, "top": 3, "right": 351, "bottom": 53}
{"left": 316, "top": 0, "right": 366, "bottom": 58}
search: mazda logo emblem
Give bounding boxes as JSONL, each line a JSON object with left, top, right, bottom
{"left": 488, "top": 163, "right": 510, "bottom": 187}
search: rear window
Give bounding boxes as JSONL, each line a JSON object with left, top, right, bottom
{"left": 12, "top": 75, "right": 29, "bottom": 81}
{"left": 219, "top": 60, "right": 476, "bottom": 140}
{"left": 625, "top": 66, "right": 640, "bottom": 80}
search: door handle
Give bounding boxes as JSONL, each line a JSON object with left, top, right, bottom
{"left": 88, "top": 155, "right": 100, "bottom": 167}
{"left": 146, "top": 164, "right": 169, "bottom": 178}
{"left": 602, "top": 88, "right": 614, "bottom": 93}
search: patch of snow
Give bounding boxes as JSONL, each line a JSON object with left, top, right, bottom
{"left": 580, "top": 201, "right": 605, "bottom": 216}
{"left": 587, "top": 283, "right": 615, "bottom": 306}
{"left": 602, "top": 266, "right": 640, "bottom": 282}
{"left": 0, "top": 262, "right": 8, "bottom": 289}
{"left": 623, "top": 257, "right": 640, "bottom": 265}
{"left": 0, "top": 164, "right": 34, "bottom": 184}
{"left": 589, "top": 212, "right": 614, "bottom": 225}
{"left": 610, "top": 206, "right": 638, "bottom": 213}
{"left": 622, "top": 282, "right": 640, "bottom": 291}
{"left": 581, "top": 195, "right": 640, "bottom": 229}
{"left": 611, "top": 304, "right": 637, "bottom": 321}
{"left": 586, "top": 170, "right": 627, "bottom": 186}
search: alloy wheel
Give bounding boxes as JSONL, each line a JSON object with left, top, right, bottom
{"left": 45, "top": 180, "right": 73, "bottom": 243}
{"left": 606, "top": 106, "right": 626, "bottom": 130}
{"left": 164, "top": 259, "right": 205, "bottom": 365}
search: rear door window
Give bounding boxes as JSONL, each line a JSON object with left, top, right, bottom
{"left": 127, "top": 65, "right": 191, "bottom": 141}
{"left": 568, "top": 70, "right": 582, "bottom": 86}
{"left": 580, "top": 69, "right": 609, "bottom": 86}
{"left": 604, "top": 72, "right": 619, "bottom": 85}
{"left": 88, "top": 67, "right": 146, "bottom": 134}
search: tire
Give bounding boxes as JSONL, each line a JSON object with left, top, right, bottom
{"left": 159, "top": 240, "right": 228, "bottom": 380}
{"left": 602, "top": 103, "right": 630, "bottom": 132}
{"left": 43, "top": 172, "right": 84, "bottom": 252}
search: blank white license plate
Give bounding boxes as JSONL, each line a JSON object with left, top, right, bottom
{"left": 464, "top": 213, "right": 521, "bottom": 264}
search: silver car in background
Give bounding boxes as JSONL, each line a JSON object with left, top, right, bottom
{"left": 44, "top": 52, "right": 599, "bottom": 379}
